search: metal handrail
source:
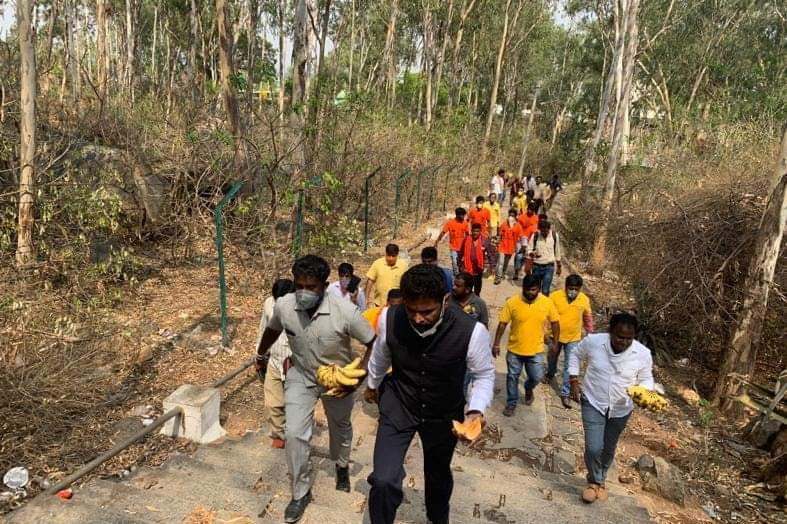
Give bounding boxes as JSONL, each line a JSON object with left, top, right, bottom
{"left": 44, "top": 407, "right": 183, "bottom": 495}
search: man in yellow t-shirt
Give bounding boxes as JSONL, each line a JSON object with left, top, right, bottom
{"left": 511, "top": 190, "right": 528, "bottom": 215}
{"left": 493, "top": 274, "right": 560, "bottom": 416}
{"left": 365, "top": 243, "right": 409, "bottom": 308}
{"left": 483, "top": 192, "right": 502, "bottom": 239}
{"left": 548, "top": 274, "right": 594, "bottom": 408}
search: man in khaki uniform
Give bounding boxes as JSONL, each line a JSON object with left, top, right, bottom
{"left": 256, "top": 255, "right": 375, "bottom": 523}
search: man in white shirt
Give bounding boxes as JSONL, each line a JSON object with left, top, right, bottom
{"left": 364, "top": 264, "right": 495, "bottom": 524}
{"left": 527, "top": 220, "right": 562, "bottom": 294}
{"left": 327, "top": 262, "right": 366, "bottom": 310}
{"left": 568, "top": 313, "right": 654, "bottom": 504}
{"left": 490, "top": 169, "right": 506, "bottom": 203}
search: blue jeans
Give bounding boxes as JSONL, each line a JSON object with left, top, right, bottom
{"left": 581, "top": 399, "right": 630, "bottom": 485}
{"left": 546, "top": 341, "right": 580, "bottom": 398}
{"left": 532, "top": 263, "right": 555, "bottom": 294}
{"left": 505, "top": 351, "right": 545, "bottom": 407}
{"left": 449, "top": 250, "right": 459, "bottom": 276}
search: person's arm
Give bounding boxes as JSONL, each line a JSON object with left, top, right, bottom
{"left": 568, "top": 337, "right": 589, "bottom": 402}
{"left": 478, "top": 300, "right": 490, "bottom": 328}
{"left": 554, "top": 232, "right": 562, "bottom": 275}
{"left": 364, "top": 309, "right": 392, "bottom": 404}
{"left": 364, "top": 263, "right": 377, "bottom": 308}
{"left": 434, "top": 223, "right": 448, "bottom": 246}
{"left": 357, "top": 287, "right": 367, "bottom": 311}
{"left": 255, "top": 303, "right": 285, "bottom": 379}
{"left": 347, "top": 304, "right": 377, "bottom": 367}
{"left": 582, "top": 298, "right": 594, "bottom": 334}
{"left": 548, "top": 302, "right": 560, "bottom": 356}
{"left": 456, "top": 238, "right": 466, "bottom": 268}
{"left": 465, "top": 324, "right": 495, "bottom": 419}
{"left": 636, "top": 349, "right": 656, "bottom": 390}
{"left": 492, "top": 321, "right": 508, "bottom": 358}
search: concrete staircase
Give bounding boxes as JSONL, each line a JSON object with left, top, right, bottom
{"left": 5, "top": 393, "right": 652, "bottom": 524}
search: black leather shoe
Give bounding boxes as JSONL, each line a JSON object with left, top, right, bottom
{"left": 524, "top": 388, "right": 535, "bottom": 406}
{"left": 284, "top": 491, "right": 312, "bottom": 523}
{"left": 336, "top": 465, "right": 351, "bottom": 492}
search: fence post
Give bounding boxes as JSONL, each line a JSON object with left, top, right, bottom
{"left": 393, "top": 169, "right": 411, "bottom": 238}
{"left": 443, "top": 167, "right": 450, "bottom": 211}
{"left": 214, "top": 181, "right": 243, "bottom": 348}
{"left": 427, "top": 166, "right": 440, "bottom": 220}
{"left": 363, "top": 167, "right": 382, "bottom": 252}
{"left": 414, "top": 169, "right": 425, "bottom": 224}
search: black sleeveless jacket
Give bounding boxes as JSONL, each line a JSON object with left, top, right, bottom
{"left": 378, "top": 303, "right": 477, "bottom": 430}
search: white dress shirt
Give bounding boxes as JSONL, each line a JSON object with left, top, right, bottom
{"left": 255, "top": 296, "right": 292, "bottom": 376}
{"left": 327, "top": 280, "right": 366, "bottom": 311}
{"left": 367, "top": 308, "right": 496, "bottom": 414}
{"left": 568, "top": 333, "right": 655, "bottom": 418}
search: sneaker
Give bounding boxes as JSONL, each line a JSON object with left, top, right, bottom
{"left": 335, "top": 465, "right": 351, "bottom": 492}
{"left": 596, "top": 486, "right": 608, "bottom": 501}
{"left": 512, "top": 274, "right": 520, "bottom": 282}
{"left": 503, "top": 405, "right": 516, "bottom": 417}
{"left": 284, "top": 491, "right": 312, "bottom": 523}
{"left": 271, "top": 438, "right": 285, "bottom": 449}
{"left": 560, "top": 396, "right": 572, "bottom": 409}
{"left": 524, "top": 388, "right": 534, "bottom": 406}
{"left": 542, "top": 375, "right": 553, "bottom": 385}
{"left": 581, "top": 484, "right": 598, "bottom": 504}
{"left": 494, "top": 278, "right": 501, "bottom": 285}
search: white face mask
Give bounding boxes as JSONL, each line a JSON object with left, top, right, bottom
{"left": 339, "top": 277, "right": 351, "bottom": 289}
{"left": 408, "top": 298, "right": 447, "bottom": 338}
{"left": 295, "top": 289, "right": 322, "bottom": 309}
{"left": 507, "top": 216, "right": 516, "bottom": 226}
{"left": 566, "top": 289, "right": 579, "bottom": 301}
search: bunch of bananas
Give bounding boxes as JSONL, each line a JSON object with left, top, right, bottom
{"left": 317, "top": 357, "right": 367, "bottom": 397}
{"left": 626, "top": 385, "right": 668, "bottom": 412}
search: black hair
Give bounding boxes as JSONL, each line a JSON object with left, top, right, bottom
{"left": 272, "top": 278, "right": 295, "bottom": 299}
{"left": 455, "top": 271, "right": 474, "bottom": 287}
{"left": 539, "top": 219, "right": 551, "bottom": 230}
{"left": 471, "top": 223, "right": 482, "bottom": 230}
{"left": 421, "top": 246, "right": 438, "bottom": 261}
{"left": 400, "top": 264, "right": 447, "bottom": 303}
{"left": 387, "top": 288, "right": 404, "bottom": 301}
{"left": 385, "top": 243, "right": 400, "bottom": 256}
{"left": 455, "top": 207, "right": 467, "bottom": 217}
{"left": 527, "top": 202, "right": 539, "bottom": 212}
{"left": 609, "top": 312, "right": 639, "bottom": 333}
{"left": 497, "top": 168, "right": 505, "bottom": 174}
{"left": 337, "top": 262, "right": 354, "bottom": 276}
{"left": 475, "top": 195, "right": 485, "bottom": 203}
{"left": 292, "top": 255, "right": 330, "bottom": 283}
{"left": 522, "top": 274, "right": 542, "bottom": 289}
{"left": 508, "top": 208, "right": 518, "bottom": 216}
{"left": 565, "top": 274, "right": 583, "bottom": 288}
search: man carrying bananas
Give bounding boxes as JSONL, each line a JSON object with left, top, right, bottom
{"left": 255, "top": 255, "right": 376, "bottom": 523}
{"left": 567, "top": 312, "right": 655, "bottom": 504}
{"left": 364, "top": 264, "right": 495, "bottom": 524}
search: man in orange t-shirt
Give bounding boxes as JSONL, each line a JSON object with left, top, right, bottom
{"left": 434, "top": 207, "right": 470, "bottom": 275}
{"left": 517, "top": 202, "right": 540, "bottom": 240}
{"left": 468, "top": 195, "right": 492, "bottom": 237}
{"left": 495, "top": 209, "right": 524, "bottom": 284}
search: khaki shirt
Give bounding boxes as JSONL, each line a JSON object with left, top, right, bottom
{"left": 268, "top": 292, "right": 375, "bottom": 385}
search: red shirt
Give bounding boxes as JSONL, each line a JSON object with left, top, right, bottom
{"left": 498, "top": 221, "right": 523, "bottom": 255}
{"left": 468, "top": 207, "right": 491, "bottom": 236}
{"left": 441, "top": 219, "right": 470, "bottom": 251}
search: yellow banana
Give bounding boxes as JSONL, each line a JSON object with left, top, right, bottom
{"left": 346, "top": 357, "right": 362, "bottom": 370}
{"left": 335, "top": 372, "right": 359, "bottom": 387}
{"left": 339, "top": 367, "right": 367, "bottom": 379}
{"left": 627, "top": 386, "right": 668, "bottom": 412}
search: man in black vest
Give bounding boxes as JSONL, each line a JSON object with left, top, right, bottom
{"left": 363, "top": 264, "right": 495, "bottom": 524}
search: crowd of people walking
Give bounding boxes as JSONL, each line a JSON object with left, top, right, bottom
{"left": 253, "top": 168, "right": 656, "bottom": 523}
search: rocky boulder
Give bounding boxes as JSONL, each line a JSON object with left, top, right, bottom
{"left": 636, "top": 454, "right": 686, "bottom": 506}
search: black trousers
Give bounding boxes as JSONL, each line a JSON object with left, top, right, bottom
{"left": 368, "top": 415, "right": 458, "bottom": 524}
{"left": 471, "top": 273, "right": 483, "bottom": 295}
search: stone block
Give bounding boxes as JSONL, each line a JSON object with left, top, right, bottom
{"left": 639, "top": 456, "right": 686, "bottom": 506}
{"left": 160, "top": 384, "right": 226, "bottom": 444}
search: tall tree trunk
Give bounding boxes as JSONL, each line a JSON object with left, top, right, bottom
{"left": 590, "top": 0, "right": 640, "bottom": 271}
{"left": 16, "top": 0, "right": 37, "bottom": 267}
{"left": 380, "top": 0, "right": 399, "bottom": 106}
{"left": 517, "top": 91, "right": 538, "bottom": 179}
{"left": 189, "top": 0, "right": 199, "bottom": 98}
{"left": 430, "top": 0, "right": 454, "bottom": 118}
{"left": 216, "top": 0, "right": 241, "bottom": 137}
{"left": 246, "top": 0, "right": 259, "bottom": 114}
{"left": 125, "top": 0, "right": 136, "bottom": 102}
{"left": 151, "top": 5, "right": 158, "bottom": 89}
{"left": 714, "top": 127, "right": 787, "bottom": 412}
{"left": 277, "top": 0, "right": 285, "bottom": 120}
{"left": 291, "top": 0, "right": 314, "bottom": 112}
{"left": 348, "top": 0, "right": 356, "bottom": 89}
{"left": 96, "top": 0, "right": 108, "bottom": 102}
{"left": 482, "top": 0, "right": 516, "bottom": 155}
{"left": 447, "top": 0, "right": 478, "bottom": 112}
{"left": 423, "top": 6, "right": 434, "bottom": 130}
{"left": 582, "top": 1, "right": 626, "bottom": 183}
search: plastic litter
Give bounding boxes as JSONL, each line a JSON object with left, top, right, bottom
{"left": 3, "top": 467, "right": 29, "bottom": 490}
{"left": 141, "top": 417, "right": 154, "bottom": 426}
